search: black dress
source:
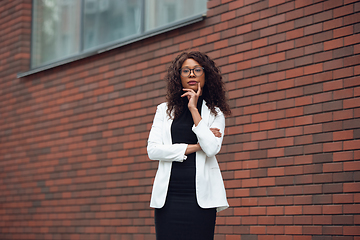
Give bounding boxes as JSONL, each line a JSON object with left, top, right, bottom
{"left": 155, "top": 98, "right": 216, "bottom": 240}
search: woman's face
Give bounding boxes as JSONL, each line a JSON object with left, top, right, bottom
{"left": 180, "top": 58, "right": 205, "bottom": 93}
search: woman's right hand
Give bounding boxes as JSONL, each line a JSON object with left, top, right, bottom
{"left": 185, "top": 143, "right": 201, "bottom": 155}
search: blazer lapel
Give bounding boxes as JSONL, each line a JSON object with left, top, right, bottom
{"left": 164, "top": 100, "right": 210, "bottom": 145}
{"left": 163, "top": 110, "right": 173, "bottom": 145}
{"left": 201, "top": 100, "right": 210, "bottom": 126}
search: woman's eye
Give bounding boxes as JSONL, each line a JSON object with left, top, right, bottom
{"left": 182, "top": 69, "right": 190, "bottom": 74}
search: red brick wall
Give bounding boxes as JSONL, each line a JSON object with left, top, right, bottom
{"left": 1, "top": 0, "right": 359, "bottom": 239}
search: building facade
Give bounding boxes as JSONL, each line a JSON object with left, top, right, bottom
{"left": 1, "top": 0, "right": 360, "bottom": 239}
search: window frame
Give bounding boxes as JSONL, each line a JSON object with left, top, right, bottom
{"left": 18, "top": 0, "right": 207, "bottom": 78}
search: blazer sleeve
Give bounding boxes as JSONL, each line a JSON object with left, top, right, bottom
{"left": 192, "top": 108, "right": 225, "bottom": 158}
{"left": 147, "top": 103, "right": 188, "bottom": 162}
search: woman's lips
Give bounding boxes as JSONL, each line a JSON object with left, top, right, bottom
{"left": 188, "top": 81, "right": 198, "bottom": 85}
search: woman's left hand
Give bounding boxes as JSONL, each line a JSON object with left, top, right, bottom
{"left": 181, "top": 82, "right": 202, "bottom": 111}
{"left": 210, "top": 128, "right": 222, "bottom": 138}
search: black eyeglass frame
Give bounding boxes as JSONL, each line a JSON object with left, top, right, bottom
{"left": 179, "top": 67, "right": 205, "bottom": 77}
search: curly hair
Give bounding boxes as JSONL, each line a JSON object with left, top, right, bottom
{"left": 165, "top": 51, "right": 231, "bottom": 119}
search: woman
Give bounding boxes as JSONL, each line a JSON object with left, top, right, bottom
{"left": 147, "top": 51, "right": 231, "bottom": 240}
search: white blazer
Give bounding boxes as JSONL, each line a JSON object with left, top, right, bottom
{"left": 147, "top": 100, "right": 229, "bottom": 212}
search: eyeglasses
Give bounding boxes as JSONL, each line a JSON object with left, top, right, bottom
{"left": 179, "top": 67, "right": 204, "bottom": 77}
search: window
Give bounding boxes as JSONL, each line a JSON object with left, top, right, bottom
{"left": 145, "top": 0, "right": 207, "bottom": 31}
{"left": 82, "top": 0, "right": 142, "bottom": 51}
{"left": 31, "top": 0, "right": 207, "bottom": 69}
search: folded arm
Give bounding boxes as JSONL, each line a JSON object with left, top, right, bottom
{"left": 147, "top": 103, "right": 189, "bottom": 162}
{"left": 192, "top": 110, "right": 225, "bottom": 157}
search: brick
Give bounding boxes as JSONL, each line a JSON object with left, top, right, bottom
{"left": 277, "top": 40, "right": 295, "bottom": 52}
{"left": 303, "top": 205, "right": 322, "bottom": 215}
{"left": 282, "top": 68, "right": 300, "bottom": 79}
{"left": 323, "top": 142, "right": 343, "bottom": 152}
{"left": 258, "top": 216, "right": 275, "bottom": 225}
{"left": 313, "top": 92, "right": 332, "bottom": 104}
{"left": 324, "top": 38, "right": 344, "bottom": 51}
{"left": 334, "top": 25, "right": 354, "bottom": 38}
{"left": 304, "top": 23, "right": 323, "bottom": 36}
{"left": 229, "top": 53, "right": 244, "bottom": 63}
{"left": 284, "top": 146, "right": 303, "bottom": 156}
{"left": 243, "top": 30, "right": 261, "bottom": 42}
{"left": 323, "top": 182, "right": 343, "bottom": 193}
{"left": 294, "top": 55, "right": 313, "bottom": 67}
{"left": 324, "top": 0, "right": 344, "bottom": 10}
{"left": 334, "top": 110, "right": 354, "bottom": 122}
{"left": 294, "top": 216, "right": 313, "bottom": 225}
{"left": 323, "top": 205, "right": 343, "bottom": 215}
{"left": 304, "top": 143, "right": 323, "bottom": 154}
{"left": 344, "top": 54, "right": 360, "bottom": 67}
{"left": 334, "top": 49, "right": 355, "bottom": 64}
{"left": 313, "top": 51, "right": 333, "bottom": 64}
{"left": 304, "top": 43, "right": 323, "bottom": 55}
{"left": 276, "top": 216, "right": 294, "bottom": 225}
{"left": 313, "top": 132, "right": 332, "bottom": 143}
{"left": 314, "top": 10, "right": 333, "bottom": 23}
{"left": 252, "top": 56, "right": 268, "bottom": 67}
{"left": 237, "top": 24, "right": 252, "bottom": 35}
{"left": 303, "top": 2, "right": 322, "bottom": 15}
{"left": 268, "top": 71, "right": 286, "bottom": 82}
{"left": 355, "top": 23, "right": 360, "bottom": 34}
{"left": 334, "top": 88, "right": 354, "bottom": 101}
{"left": 344, "top": 204, "right": 360, "bottom": 214}
{"left": 314, "top": 216, "right": 333, "bottom": 226}
{"left": 344, "top": 182, "right": 360, "bottom": 193}
{"left": 344, "top": 226, "right": 360, "bottom": 236}
{"left": 304, "top": 104, "right": 322, "bottom": 115}
{"left": 344, "top": 76, "right": 360, "bottom": 88}
{"left": 252, "top": 38, "right": 268, "bottom": 49}
{"left": 313, "top": 30, "right": 333, "bottom": 43}
{"left": 244, "top": 12, "right": 260, "bottom": 24}
{"left": 229, "top": 0, "right": 244, "bottom": 10}
{"left": 323, "top": 121, "right": 344, "bottom": 132}
{"left": 333, "top": 194, "right": 354, "bottom": 204}
{"left": 266, "top": 226, "right": 285, "bottom": 235}
{"left": 286, "top": 87, "right": 304, "bottom": 98}
{"left": 323, "top": 226, "right": 343, "bottom": 235}
{"left": 344, "top": 97, "right": 360, "bottom": 109}
{"left": 304, "top": 83, "right": 323, "bottom": 95}
{"left": 344, "top": 161, "right": 360, "bottom": 171}
{"left": 333, "top": 215, "right": 354, "bottom": 225}
{"left": 278, "top": 59, "right": 295, "bottom": 71}
{"left": 221, "top": 10, "right": 236, "bottom": 21}
{"left": 323, "top": 18, "right": 343, "bottom": 31}
{"left": 344, "top": 12, "right": 360, "bottom": 25}
{"left": 268, "top": 13, "right": 285, "bottom": 26}
{"left": 343, "top": 119, "right": 360, "bottom": 129}
{"left": 294, "top": 75, "right": 313, "bottom": 87}
{"left": 285, "top": 8, "right": 302, "bottom": 21}
{"left": 304, "top": 124, "right": 322, "bottom": 135}
{"left": 236, "top": 4, "right": 252, "bottom": 17}
{"left": 269, "top": 52, "right": 286, "bottom": 64}
{"left": 266, "top": 0, "right": 284, "bottom": 8}
{"left": 344, "top": 140, "right": 360, "bottom": 151}
{"left": 294, "top": 16, "right": 313, "bottom": 29}
{"left": 252, "top": 0, "right": 268, "bottom": 12}
{"left": 344, "top": 33, "right": 360, "bottom": 46}
{"left": 260, "top": 25, "right": 277, "bottom": 37}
